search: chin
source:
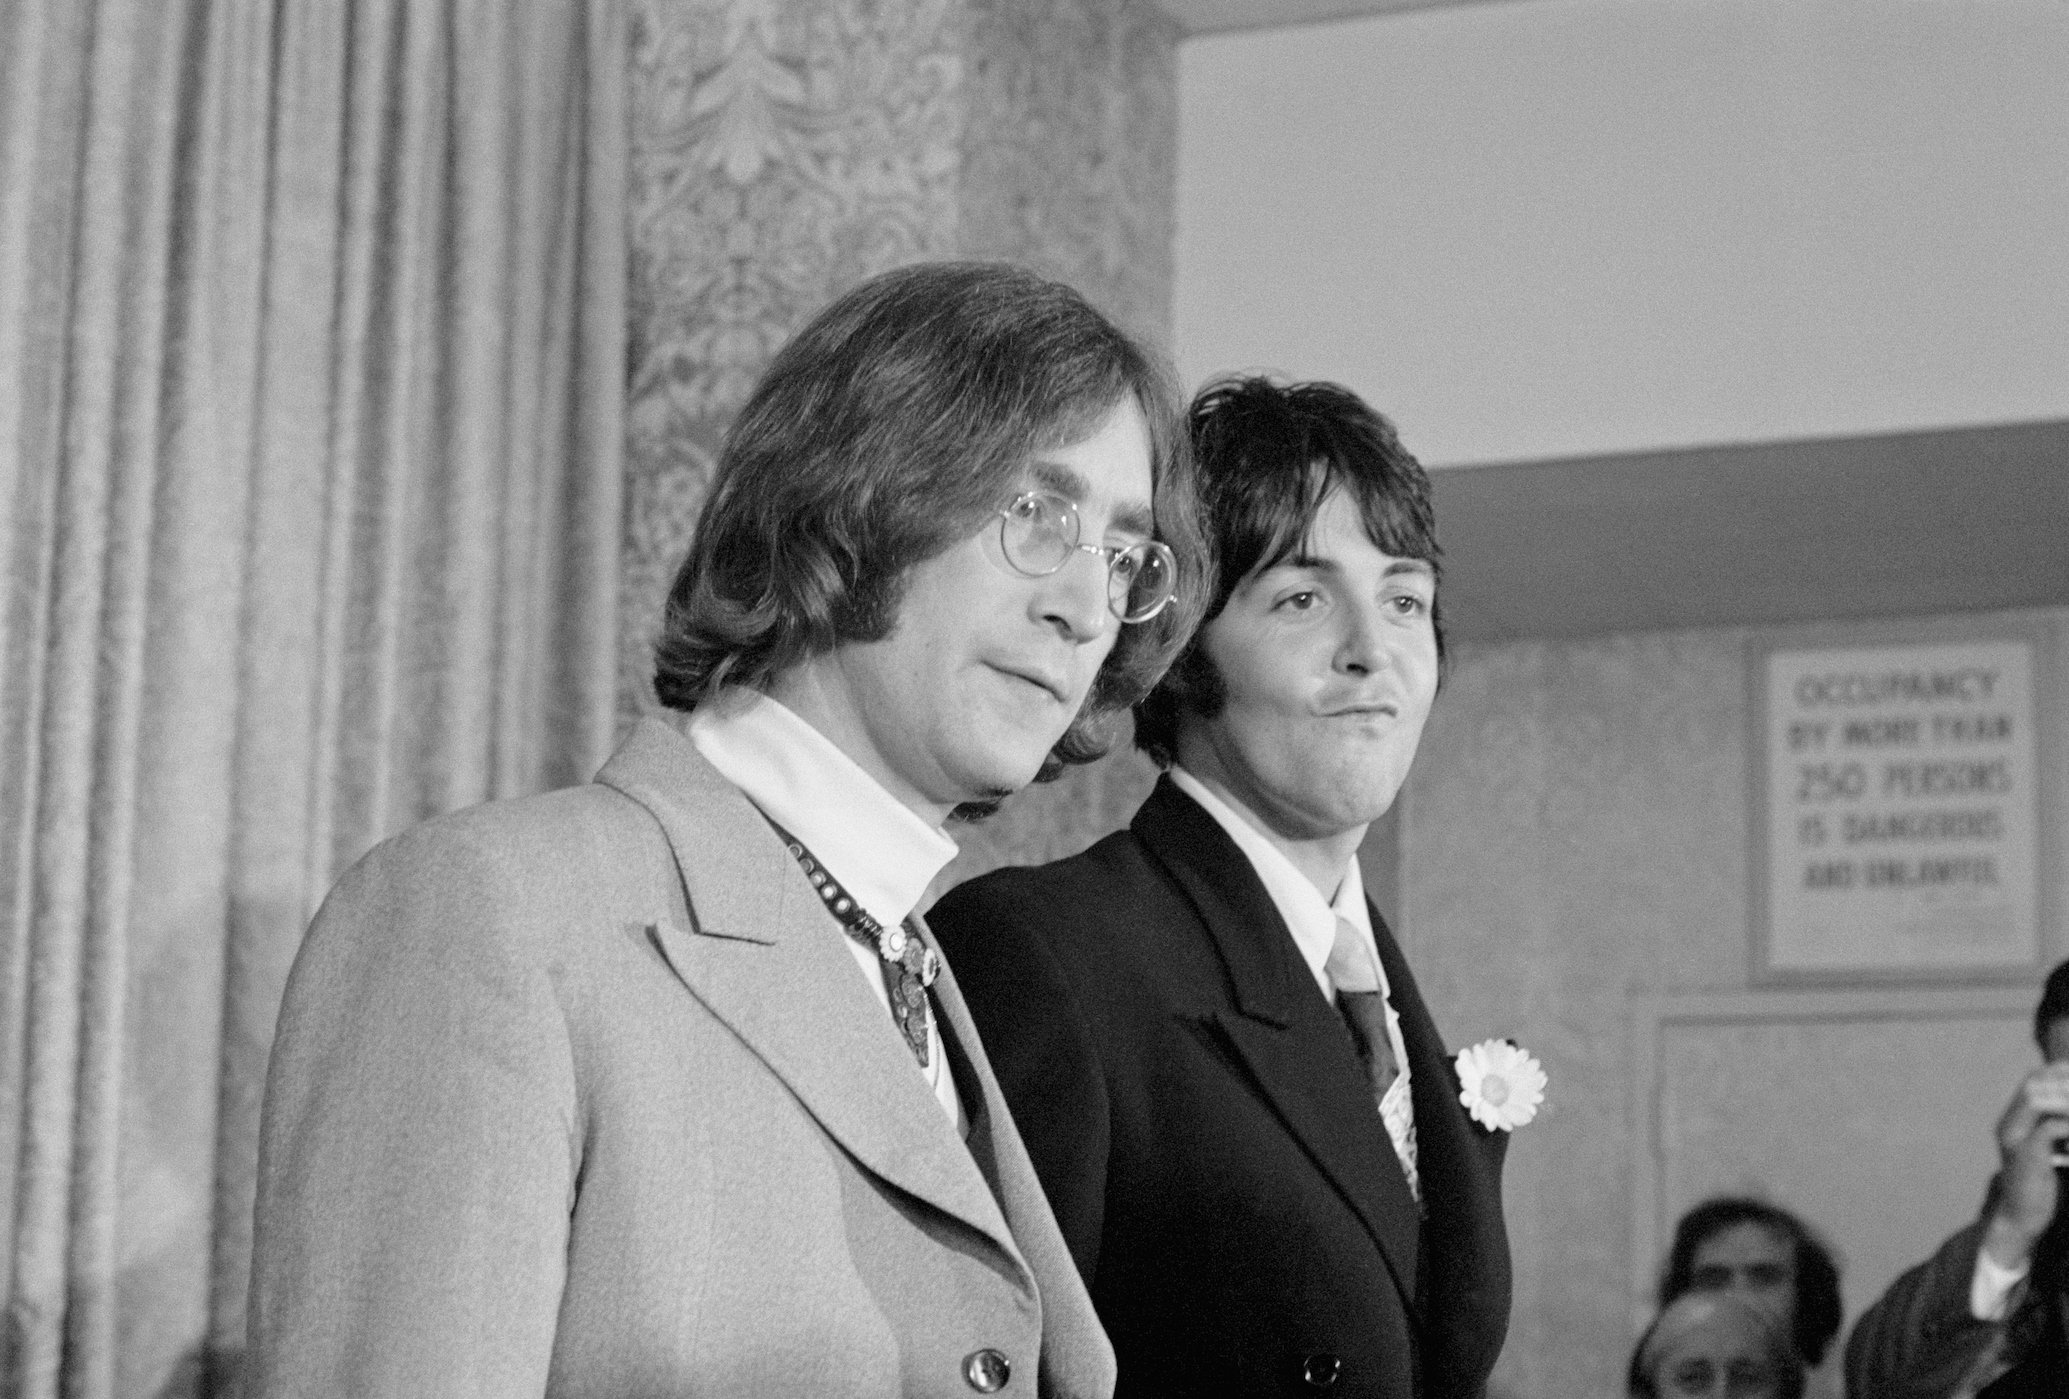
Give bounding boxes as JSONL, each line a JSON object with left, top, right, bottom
{"left": 943, "top": 755, "right": 1034, "bottom": 821}
{"left": 960, "top": 736, "right": 1059, "bottom": 796}
{"left": 1321, "top": 779, "right": 1407, "bottom": 831}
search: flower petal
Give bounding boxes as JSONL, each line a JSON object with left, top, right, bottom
{"left": 1453, "top": 1038, "right": 1547, "bottom": 1131}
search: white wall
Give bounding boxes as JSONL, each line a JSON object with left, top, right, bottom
{"left": 1174, "top": 0, "right": 2069, "bottom": 466}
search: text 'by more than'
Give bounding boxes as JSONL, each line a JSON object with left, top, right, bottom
{"left": 1786, "top": 712, "right": 2013, "bottom": 752}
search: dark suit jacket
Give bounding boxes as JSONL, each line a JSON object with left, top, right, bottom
{"left": 930, "top": 777, "right": 1511, "bottom": 1399}
{"left": 1845, "top": 1218, "right": 2069, "bottom": 1399}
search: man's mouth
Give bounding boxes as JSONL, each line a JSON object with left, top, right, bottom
{"left": 994, "top": 663, "right": 1070, "bottom": 704}
{"left": 1324, "top": 698, "right": 1401, "bottom": 719}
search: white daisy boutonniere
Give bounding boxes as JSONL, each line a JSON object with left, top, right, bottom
{"left": 1453, "top": 1039, "right": 1547, "bottom": 1132}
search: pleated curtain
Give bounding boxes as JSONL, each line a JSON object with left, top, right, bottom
{"left": 0, "top": 0, "right": 628, "bottom": 1393}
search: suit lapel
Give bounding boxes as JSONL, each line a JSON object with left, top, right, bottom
{"left": 929, "top": 934, "right": 1117, "bottom": 1394}
{"left": 597, "top": 719, "right": 1025, "bottom": 1274}
{"left": 1370, "top": 899, "right": 1513, "bottom": 1384}
{"left": 1132, "top": 779, "right": 1424, "bottom": 1312}
{"left": 1368, "top": 901, "right": 1509, "bottom": 1230}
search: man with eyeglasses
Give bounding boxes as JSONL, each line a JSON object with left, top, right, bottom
{"left": 931, "top": 376, "right": 1513, "bottom": 1399}
{"left": 246, "top": 262, "right": 1204, "bottom": 1398}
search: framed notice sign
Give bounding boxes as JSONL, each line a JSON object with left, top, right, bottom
{"left": 1754, "top": 627, "right": 2050, "bottom": 983}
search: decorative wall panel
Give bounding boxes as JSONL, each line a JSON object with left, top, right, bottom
{"left": 625, "top": 0, "right": 1181, "bottom": 880}
{"left": 961, "top": 0, "right": 1177, "bottom": 341}
{"left": 623, "top": 0, "right": 963, "bottom": 715}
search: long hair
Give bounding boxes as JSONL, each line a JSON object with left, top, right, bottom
{"left": 1134, "top": 374, "right": 1442, "bottom": 767}
{"left": 653, "top": 261, "right": 1206, "bottom": 778}
{"left": 1659, "top": 1196, "right": 1844, "bottom": 1366}
{"left": 2035, "top": 958, "right": 2069, "bottom": 1047}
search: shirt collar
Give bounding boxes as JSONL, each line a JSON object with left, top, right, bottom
{"left": 1168, "top": 765, "right": 1378, "bottom": 997}
{"left": 687, "top": 689, "right": 959, "bottom": 930}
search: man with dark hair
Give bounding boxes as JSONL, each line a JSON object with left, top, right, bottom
{"left": 930, "top": 375, "right": 1514, "bottom": 1398}
{"left": 1659, "top": 1197, "right": 1844, "bottom": 1371}
{"left": 1844, "top": 959, "right": 2069, "bottom": 1398}
{"left": 247, "top": 261, "right": 1205, "bottom": 1397}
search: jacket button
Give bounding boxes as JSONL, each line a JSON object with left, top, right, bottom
{"left": 964, "top": 1348, "right": 1011, "bottom": 1392}
{"left": 1302, "top": 1353, "right": 1343, "bottom": 1389}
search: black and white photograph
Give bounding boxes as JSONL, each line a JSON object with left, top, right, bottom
{"left": 3, "top": 1, "right": 2065, "bottom": 1395}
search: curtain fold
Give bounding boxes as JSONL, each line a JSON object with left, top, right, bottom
{"left": 0, "top": 1, "right": 628, "bottom": 1393}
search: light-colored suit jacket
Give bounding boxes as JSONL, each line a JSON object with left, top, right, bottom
{"left": 246, "top": 717, "right": 1114, "bottom": 1398}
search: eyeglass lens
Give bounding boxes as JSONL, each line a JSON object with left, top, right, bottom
{"left": 998, "top": 493, "right": 1173, "bottom": 623}
{"left": 1111, "top": 544, "right": 1171, "bottom": 622}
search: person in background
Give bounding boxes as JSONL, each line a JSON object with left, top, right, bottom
{"left": 930, "top": 375, "right": 1515, "bottom": 1398}
{"left": 1629, "top": 1292, "right": 1807, "bottom": 1399}
{"left": 245, "top": 261, "right": 1206, "bottom": 1398}
{"left": 1843, "top": 960, "right": 2069, "bottom": 1399}
{"left": 1660, "top": 1197, "right": 1844, "bottom": 1374}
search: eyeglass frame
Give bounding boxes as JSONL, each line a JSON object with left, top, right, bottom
{"left": 993, "top": 490, "right": 1178, "bottom": 624}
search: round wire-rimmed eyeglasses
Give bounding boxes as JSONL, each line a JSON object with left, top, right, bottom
{"left": 994, "top": 491, "right": 1177, "bottom": 624}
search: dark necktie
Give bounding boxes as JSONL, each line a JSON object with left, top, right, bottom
{"left": 1327, "top": 914, "right": 1419, "bottom": 1201}
{"left": 772, "top": 825, "right": 939, "bottom": 1068}
{"left": 1337, "top": 989, "right": 1401, "bottom": 1097}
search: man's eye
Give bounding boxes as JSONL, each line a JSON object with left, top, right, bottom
{"left": 1275, "top": 590, "right": 1320, "bottom": 612}
{"left": 1008, "top": 492, "right": 1074, "bottom": 533}
{"left": 1109, "top": 550, "right": 1141, "bottom": 582}
{"left": 1387, "top": 592, "right": 1429, "bottom": 616}
{"left": 1668, "top": 1360, "right": 1716, "bottom": 1394}
{"left": 1690, "top": 1266, "right": 1731, "bottom": 1290}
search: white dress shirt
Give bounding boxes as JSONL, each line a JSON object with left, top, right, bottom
{"left": 1971, "top": 1243, "right": 2029, "bottom": 1321}
{"left": 1169, "top": 766, "right": 1418, "bottom": 1189}
{"left": 689, "top": 689, "right": 965, "bottom": 1131}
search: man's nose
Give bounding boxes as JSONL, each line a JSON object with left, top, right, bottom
{"left": 1037, "top": 546, "right": 1115, "bottom": 642}
{"left": 1333, "top": 598, "right": 1391, "bottom": 674}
